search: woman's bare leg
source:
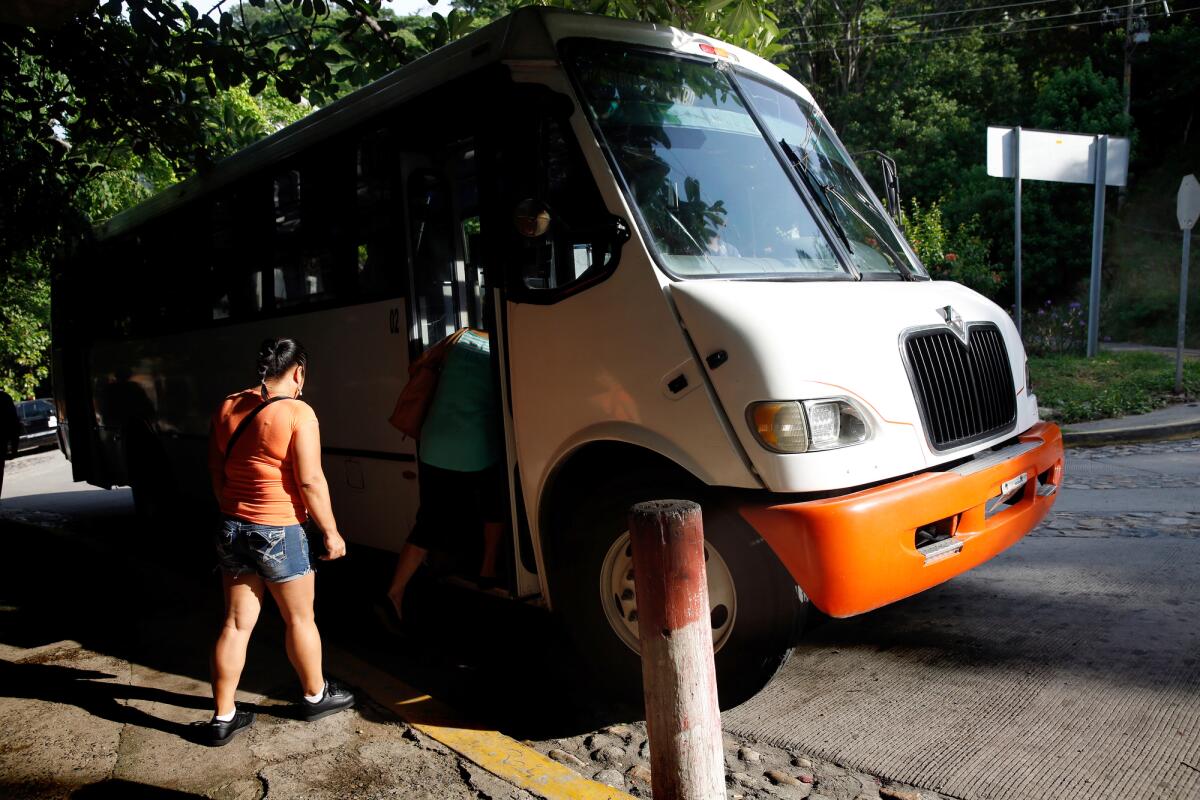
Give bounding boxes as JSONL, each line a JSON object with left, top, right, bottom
{"left": 212, "top": 572, "right": 265, "bottom": 716}
{"left": 479, "top": 522, "right": 504, "bottom": 579}
{"left": 265, "top": 573, "right": 325, "bottom": 697}
{"left": 386, "top": 543, "right": 427, "bottom": 621}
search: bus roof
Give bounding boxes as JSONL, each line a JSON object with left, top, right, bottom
{"left": 95, "top": 6, "right": 818, "bottom": 241}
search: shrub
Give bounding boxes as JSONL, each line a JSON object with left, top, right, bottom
{"left": 902, "top": 198, "right": 1004, "bottom": 299}
{"left": 1021, "top": 299, "right": 1088, "bottom": 356}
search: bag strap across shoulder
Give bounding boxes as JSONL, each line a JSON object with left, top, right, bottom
{"left": 223, "top": 396, "right": 290, "bottom": 466}
{"left": 407, "top": 327, "right": 470, "bottom": 378}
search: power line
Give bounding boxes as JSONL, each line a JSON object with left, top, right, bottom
{"left": 796, "top": 3, "right": 1131, "bottom": 49}
{"left": 797, "top": 8, "right": 1184, "bottom": 53}
{"left": 792, "top": 4, "right": 1191, "bottom": 54}
{"left": 799, "top": 0, "right": 1074, "bottom": 30}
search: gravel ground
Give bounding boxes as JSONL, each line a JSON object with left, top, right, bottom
{"left": 529, "top": 721, "right": 935, "bottom": 800}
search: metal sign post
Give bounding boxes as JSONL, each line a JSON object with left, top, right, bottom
{"left": 1086, "top": 135, "right": 1109, "bottom": 358}
{"left": 1014, "top": 127, "right": 1022, "bottom": 334}
{"left": 1175, "top": 174, "right": 1200, "bottom": 393}
{"left": 987, "top": 127, "right": 1129, "bottom": 352}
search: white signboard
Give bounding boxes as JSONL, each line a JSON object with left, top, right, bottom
{"left": 1179, "top": 174, "right": 1200, "bottom": 231}
{"left": 987, "top": 126, "right": 1130, "bottom": 187}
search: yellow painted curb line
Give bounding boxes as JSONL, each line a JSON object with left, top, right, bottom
{"left": 330, "top": 650, "right": 634, "bottom": 800}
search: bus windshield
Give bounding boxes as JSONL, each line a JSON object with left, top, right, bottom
{"left": 737, "top": 75, "right": 927, "bottom": 279}
{"left": 567, "top": 45, "right": 847, "bottom": 279}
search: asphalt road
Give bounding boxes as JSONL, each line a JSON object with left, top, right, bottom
{"left": 2, "top": 443, "right": 1199, "bottom": 800}
{"left": 724, "top": 440, "right": 1200, "bottom": 800}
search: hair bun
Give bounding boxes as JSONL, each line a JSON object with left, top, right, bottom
{"left": 255, "top": 337, "right": 308, "bottom": 385}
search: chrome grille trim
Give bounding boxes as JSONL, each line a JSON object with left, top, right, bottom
{"left": 902, "top": 323, "right": 1018, "bottom": 452}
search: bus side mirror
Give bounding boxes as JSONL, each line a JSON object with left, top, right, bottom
{"left": 878, "top": 153, "right": 902, "bottom": 225}
{"left": 853, "top": 150, "right": 903, "bottom": 224}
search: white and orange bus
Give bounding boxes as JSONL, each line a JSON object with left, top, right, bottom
{"left": 53, "top": 7, "right": 1063, "bottom": 705}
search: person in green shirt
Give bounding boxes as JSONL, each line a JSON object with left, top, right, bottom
{"left": 386, "top": 329, "right": 506, "bottom": 623}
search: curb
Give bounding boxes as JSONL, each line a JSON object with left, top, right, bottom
{"left": 1062, "top": 418, "right": 1200, "bottom": 447}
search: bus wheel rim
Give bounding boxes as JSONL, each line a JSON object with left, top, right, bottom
{"left": 599, "top": 531, "right": 737, "bottom": 655}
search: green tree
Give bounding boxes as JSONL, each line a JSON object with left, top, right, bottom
{"left": 492, "top": 0, "right": 786, "bottom": 58}
{"left": 903, "top": 198, "right": 1002, "bottom": 298}
{"left": 0, "top": 253, "right": 51, "bottom": 399}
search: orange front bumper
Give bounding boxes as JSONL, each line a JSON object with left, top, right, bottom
{"left": 741, "top": 422, "right": 1064, "bottom": 618}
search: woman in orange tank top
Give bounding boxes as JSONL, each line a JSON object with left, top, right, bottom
{"left": 203, "top": 338, "right": 353, "bottom": 745}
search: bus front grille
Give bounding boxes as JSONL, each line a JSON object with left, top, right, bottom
{"left": 903, "top": 323, "right": 1017, "bottom": 451}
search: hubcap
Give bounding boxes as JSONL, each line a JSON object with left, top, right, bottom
{"left": 599, "top": 531, "right": 737, "bottom": 654}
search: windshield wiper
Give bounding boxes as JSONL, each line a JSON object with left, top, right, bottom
{"left": 820, "top": 182, "right": 917, "bottom": 281}
{"left": 780, "top": 139, "right": 919, "bottom": 281}
{"left": 779, "top": 139, "right": 854, "bottom": 256}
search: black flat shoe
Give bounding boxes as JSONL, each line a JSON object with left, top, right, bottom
{"left": 206, "top": 709, "right": 255, "bottom": 747}
{"left": 301, "top": 680, "right": 356, "bottom": 722}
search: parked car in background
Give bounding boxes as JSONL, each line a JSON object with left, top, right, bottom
{"left": 14, "top": 398, "right": 59, "bottom": 454}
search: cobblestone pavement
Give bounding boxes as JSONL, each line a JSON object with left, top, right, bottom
{"left": 530, "top": 722, "right": 926, "bottom": 800}
{"left": 1033, "top": 510, "right": 1200, "bottom": 537}
{"left": 1061, "top": 438, "right": 1200, "bottom": 490}
{"left": 1067, "top": 438, "right": 1200, "bottom": 458}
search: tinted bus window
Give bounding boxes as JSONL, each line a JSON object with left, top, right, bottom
{"left": 356, "top": 129, "right": 404, "bottom": 299}
{"left": 408, "top": 170, "right": 459, "bottom": 346}
{"left": 209, "top": 183, "right": 268, "bottom": 321}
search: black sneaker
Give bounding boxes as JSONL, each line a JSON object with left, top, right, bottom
{"left": 206, "top": 709, "right": 255, "bottom": 747}
{"left": 301, "top": 680, "right": 356, "bottom": 721}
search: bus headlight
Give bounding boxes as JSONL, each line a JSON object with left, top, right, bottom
{"left": 747, "top": 398, "right": 871, "bottom": 454}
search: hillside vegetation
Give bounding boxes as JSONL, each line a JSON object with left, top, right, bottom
{"left": 1106, "top": 146, "right": 1200, "bottom": 348}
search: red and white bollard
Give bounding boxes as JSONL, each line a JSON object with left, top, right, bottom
{"left": 628, "top": 499, "right": 725, "bottom": 800}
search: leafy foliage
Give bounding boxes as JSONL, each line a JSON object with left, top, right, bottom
{"left": 1, "top": 0, "right": 1197, "bottom": 398}
{"left": 902, "top": 199, "right": 1002, "bottom": 299}
{"left": 0, "top": 252, "right": 51, "bottom": 399}
{"left": 509, "top": 0, "right": 786, "bottom": 59}
{"left": 0, "top": 0, "right": 440, "bottom": 393}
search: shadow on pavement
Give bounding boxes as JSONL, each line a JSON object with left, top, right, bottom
{"left": 788, "top": 536, "right": 1200, "bottom": 692}
{"left": 0, "top": 660, "right": 208, "bottom": 739}
{"left": 72, "top": 779, "right": 205, "bottom": 798}
{"left": 0, "top": 512, "right": 632, "bottom": 744}
{"left": 0, "top": 778, "right": 205, "bottom": 800}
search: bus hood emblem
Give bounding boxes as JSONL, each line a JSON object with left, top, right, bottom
{"left": 937, "top": 305, "right": 968, "bottom": 343}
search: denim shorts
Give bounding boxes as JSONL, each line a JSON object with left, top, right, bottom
{"left": 216, "top": 516, "right": 312, "bottom": 583}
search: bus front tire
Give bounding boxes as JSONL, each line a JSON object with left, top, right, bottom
{"left": 548, "top": 477, "right": 807, "bottom": 710}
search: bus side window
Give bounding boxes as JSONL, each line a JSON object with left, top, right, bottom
{"left": 453, "top": 146, "right": 484, "bottom": 329}
{"left": 272, "top": 169, "right": 311, "bottom": 307}
{"left": 356, "top": 129, "right": 404, "bottom": 300}
{"left": 407, "top": 169, "right": 460, "bottom": 348}
{"left": 272, "top": 151, "right": 354, "bottom": 310}
{"left": 209, "top": 183, "right": 268, "bottom": 322}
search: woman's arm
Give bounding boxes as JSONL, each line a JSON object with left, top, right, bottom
{"left": 291, "top": 416, "right": 346, "bottom": 560}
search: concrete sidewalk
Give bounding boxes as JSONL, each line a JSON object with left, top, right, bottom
{"left": 0, "top": 639, "right": 515, "bottom": 800}
{"left": 0, "top": 517, "right": 537, "bottom": 800}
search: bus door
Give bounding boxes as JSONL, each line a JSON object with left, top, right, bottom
{"left": 486, "top": 74, "right": 632, "bottom": 600}
{"left": 400, "top": 143, "right": 539, "bottom": 596}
